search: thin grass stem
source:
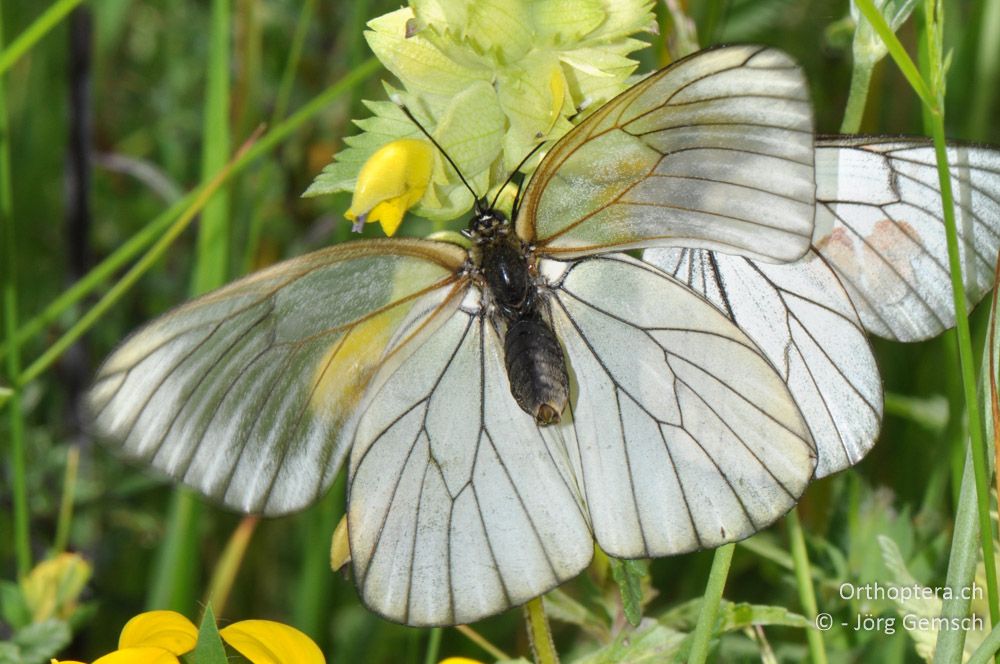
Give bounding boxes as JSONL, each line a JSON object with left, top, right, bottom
{"left": 925, "top": 27, "right": 1000, "bottom": 649}
{"left": 0, "top": 0, "right": 30, "bottom": 579}
{"left": 853, "top": 0, "right": 934, "bottom": 107}
{"left": 0, "top": 0, "right": 86, "bottom": 76}
{"left": 687, "top": 543, "right": 735, "bottom": 664}
{"left": 155, "top": 0, "right": 233, "bottom": 617}
{"left": 52, "top": 445, "right": 79, "bottom": 555}
{"left": 422, "top": 627, "right": 442, "bottom": 664}
{"left": 455, "top": 624, "right": 510, "bottom": 661}
{"left": 13, "top": 59, "right": 380, "bottom": 384}
{"left": 787, "top": 510, "right": 827, "bottom": 664}
{"left": 202, "top": 516, "right": 259, "bottom": 618}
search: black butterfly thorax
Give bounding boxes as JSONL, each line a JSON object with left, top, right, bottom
{"left": 467, "top": 208, "right": 569, "bottom": 425}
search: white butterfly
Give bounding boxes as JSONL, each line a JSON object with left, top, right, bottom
{"left": 86, "top": 43, "right": 1000, "bottom": 627}
{"left": 646, "top": 137, "right": 1000, "bottom": 479}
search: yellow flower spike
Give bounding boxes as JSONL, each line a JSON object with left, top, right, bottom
{"left": 118, "top": 610, "right": 197, "bottom": 654}
{"left": 345, "top": 138, "right": 433, "bottom": 236}
{"left": 220, "top": 620, "right": 325, "bottom": 664}
{"left": 93, "top": 647, "right": 180, "bottom": 664}
{"left": 22, "top": 553, "right": 92, "bottom": 622}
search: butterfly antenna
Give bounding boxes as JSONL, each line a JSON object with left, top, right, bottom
{"left": 489, "top": 140, "right": 546, "bottom": 214}
{"left": 397, "top": 103, "right": 480, "bottom": 208}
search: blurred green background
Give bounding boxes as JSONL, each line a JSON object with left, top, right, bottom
{"left": 2, "top": 0, "right": 1000, "bottom": 662}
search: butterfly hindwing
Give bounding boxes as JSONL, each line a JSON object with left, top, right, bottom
{"left": 814, "top": 136, "right": 1000, "bottom": 342}
{"left": 546, "top": 255, "right": 816, "bottom": 557}
{"left": 516, "top": 45, "right": 815, "bottom": 262}
{"left": 645, "top": 246, "right": 882, "bottom": 478}
{"left": 86, "top": 240, "right": 466, "bottom": 515}
{"left": 348, "top": 301, "right": 593, "bottom": 626}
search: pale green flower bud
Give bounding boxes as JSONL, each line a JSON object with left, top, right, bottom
{"left": 306, "top": 0, "right": 655, "bottom": 233}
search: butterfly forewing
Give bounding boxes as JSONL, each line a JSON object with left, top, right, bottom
{"left": 545, "top": 255, "right": 816, "bottom": 557}
{"left": 814, "top": 137, "right": 1000, "bottom": 341}
{"left": 645, "top": 246, "right": 882, "bottom": 478}
{"left": 348, "top": 302, "right": 592, "bottom": 626}
{"left": 516, "top": 45, "right": 816, "bottom": 262}
{"left": 86, "top": 240, "right": 466, "bottom": 515}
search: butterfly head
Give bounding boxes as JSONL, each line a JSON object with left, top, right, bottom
{"left": 463, "top": 201, "right": 511, "bottom": 245}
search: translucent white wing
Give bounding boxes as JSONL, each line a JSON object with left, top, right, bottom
{"left": 348, "top": 301, "right": 593, "bottom": 626}
{"left": 645, "top": 247, "right": 882, "bottom": 478}
{"left": 814, "top": 136, "right": 1000, "bottom": 341}
{"left": 545, "top": 255, "right": 816, "bottom": 557}
{"left": 86, "top": 240, "right": 466, "bottom": 515}
{"left": 517, "top": 44, "right": 815, "bottom": 262}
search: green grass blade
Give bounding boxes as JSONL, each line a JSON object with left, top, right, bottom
{"left": 0, "top": 196, "right": 181, "bottom": 363}
{"left": 902, "top": 1, "right": 1000, "bottom": 659}
{"left": 0, "top": 0, "right": 31, "bottom": 580}
{"left": 271, "top": 0, "right": 316, "bottom": 127}
{"left": 422, "top": 628, "right": 442, "bottom": 664}
{"left": 934, "top": 443, "right": 990, "bottom": 662}
{"left": 787, "top": 510, "right": 827, "bottom": 664}
{"left": 968, "top": 0, "right": 1000, "bottom": 137}
{"left": 203, "top": 516, "right": 259, "bottom": 618}
{"left": 291, "top": 480, "right": 341, "bottom": 649}
{"left": 12, "top": 58, "right": 380, "bottom": 384}
{"left": 152, "top": 0, "right": 233, "bottom": 615}
{"left": 52, "top": 445, "right": 79, "bottom": 555}
{"left": 146, "top": 490, "right": 202, "bottom": 612}
{"left": 924, "top": 6, "right": 1000, "bottom": 639}
{"left": 18, "top": 146, "right": 248, "bottom": 385}
{"left": 192, "top": 0, "right": 232, "bottom": 297}
{"left": 0, "top": 0, "right": 86, "bottom": 76}
{"left": 853, "top": 0, "right": 935, "bottom": 107}
{"left": 241, "top": 0, "right": 317, "bottom": 274}
{"left": 969, "top": 622, "right": 1000, "bottom": 664}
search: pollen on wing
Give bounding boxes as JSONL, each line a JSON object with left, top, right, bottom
{"left": 309, "top": 310, "right": 399, "bottom": 416}
{"left": 815, "top": 219, "right": 923, "bottom": 305}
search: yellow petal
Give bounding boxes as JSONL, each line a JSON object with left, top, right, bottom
{"left": 330, "top": 514, "right": 351, "bottom": 571}
{"left": 346, "top": 139, "right": 433, "bottom": 236}
{"left": 367, "top": 200, "right": 408, "bottom": 236}
{"left": 93, "top": 647, "right": 180, "bottom": 664}
{"left": 220, "top": 620, "right": 325, "bottom": 664}
{"left": 439, "top": 659, "right": 486, "bottom": 664}
{"left": 118, "top": 610, "right": 197, "bottom": 654}
{"left": 51, "top": 660, "right": 88, "bottom": 664}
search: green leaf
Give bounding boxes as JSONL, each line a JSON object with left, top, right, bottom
{"left": 0, "top": 384, "right": 11, "bottom": 407}
{"left": 11, "top": 619, "right": 72, "bottom": 664}
{"left": 0, "top": 642, "right": 22, "bottom": 664}
{"left": 713, "top": 601, "right": 811, "bottom": 631}
{"left": 0, "top": 580, "right": 30, "bottom": 629}
{"left": 192, "top": 605, "right": 228, "bottom": 664}
{"left": 609, "top": 557, "right": 646, "bottom": 626}
{"left": 542, "top": 589, "right": 611, "bottom": 641}
{"left": 575, "top": 620, "right": 686, "bottom": 663}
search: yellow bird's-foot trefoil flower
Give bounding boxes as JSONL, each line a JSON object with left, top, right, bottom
{"left": 52, "top": 611, "right": 325, "bottom": 664}
{"left": 345, "top": 138, "right": 433, "bottom": 236}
